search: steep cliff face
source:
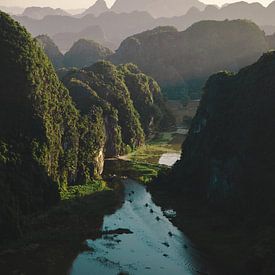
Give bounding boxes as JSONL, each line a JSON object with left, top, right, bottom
{"left": 171, "top": 51, "right": 275, "bottom": 214}
{"left": 118, "top": 63, "right": 174, "bottom": 135}
{"left": 62, "top": 61, "right": 173, "bottom": 155}
{"left": 0, "top": 12, "right": 77, "bottom": 237}
{"left": 111, "top": 21, "right": 268, "bottom": 97}
{"left": 64, "top": 39, "right": 113, "bottom": 68}
{"left": 65, "top": 78, "right": 123, "bottom": 158}
{"left": 62, "top": 62, "right": 145, "bottom": 152}
{"left": 36, "top": 34, "right": 64, "bottom": 68}
{"left": 0, "top": 12, "right": 107, "bottom": 238}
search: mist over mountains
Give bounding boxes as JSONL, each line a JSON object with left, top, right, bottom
{"left": 3, "top": 0, "right": 274, "bottom": 55}
{"left": 1, "top": 0, "right": 275, "bottom": 273}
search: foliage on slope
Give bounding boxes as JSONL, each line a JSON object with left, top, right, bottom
{"left": 63, "top": 39, "right": 113, "bottom": 68}
{"left": 62, "top": 61, "right": 174, "bottom": 155}
{"left": 0, "top": 12, "right": 107, "bottom": 239}
{"left": 36, "top": 34, "right": 64, "bottom": 68}
{"left": 172, "top": 51, "right": 275, "bottom": 213}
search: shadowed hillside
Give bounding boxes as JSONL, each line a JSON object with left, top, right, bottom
{"left": 111, "top": 20, "right": 268, "bottom": 98}
{"left": 152, "top": 51, "right": 275, "bottom": 274}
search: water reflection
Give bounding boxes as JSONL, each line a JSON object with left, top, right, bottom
{"left": 158, "top": 153, "right": 181, "bottom": 166}
{"left": 70, "top": 180, "right": 213, "bottom": 275}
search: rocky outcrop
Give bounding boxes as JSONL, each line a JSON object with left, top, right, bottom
{"left": 36, "top": 34, "right": 64, "bottom": 68}
{"left": 64, "top": 39, "right": 113, "bottom": 68}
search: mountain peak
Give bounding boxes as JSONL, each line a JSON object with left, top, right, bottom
{"left": 82, "top": 0, "right": 109, "bottom": 16}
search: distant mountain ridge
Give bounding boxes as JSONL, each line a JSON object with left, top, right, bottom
{"left": 36, "top": 34, "right": 64, "bottom": 68}
{"left": 11, "top": 1, "right": 275, "bottom": 53}
{"left": 110, "top": 20, "right": 268, "bottom": 96}
{"left": 111, "top": 0, "right": 206, "bottom": 18}
{"left": 81, "top": 0, "right": 109, "bottom": 16}
{"left": 63, "top": 39, "right": 113, "bottom": 68}
{"left": 51, "top": 25, "right": 113, "bottom": 53}
{"left": 22, "top": 6, "right": 70, "bottom": 19}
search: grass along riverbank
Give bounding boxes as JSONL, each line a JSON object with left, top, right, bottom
{"left": 0, "top": 179, "right": 124, "bottom": 275}
{"left": 121, "top": 129, "right": 186, "bottom": 165}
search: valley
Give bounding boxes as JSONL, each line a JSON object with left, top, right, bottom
{"left": 0, "top": 2, "right": 275, "bottom": 274}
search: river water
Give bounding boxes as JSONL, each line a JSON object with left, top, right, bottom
{"left": 69, "top": 154, "right": 216, "bottom": 275}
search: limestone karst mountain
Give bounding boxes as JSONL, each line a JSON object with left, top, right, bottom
{"left": 81, "top": 0, "right": 109, "bottom": 16}
{"left": 111, "top": 0, "right": 206, "bottom": 18}
{"left": 36, "top": 34, "right": 64, "bottom": 68}
{"left": 63, "top": 39, "right": 113, "bottom": 68}
{"left": 22, "top": 6, "right": 70, "bottom": 20}
{"left": 110, "top": 20, "right": 268, "bottom": 98}
{"left": 52, "top": 25, "right": 113, "bottom": 53}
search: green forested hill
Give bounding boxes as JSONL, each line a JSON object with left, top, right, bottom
{"left": 63, "top": 39, "right": 113, "bottom": 68}
{"left": 62, "top": 61, "right": 173, "bottom": 153}
{"left": 36, "top": 34, "right": 64, "bottom": 68}
{"left": 0, "top": 12, "right": 173, "bottom": 239}
{"left": 155, "top": 52, "right": 275, "bottom": 273}
{"left": 0, "top": 12, "right": 109, "bottom": 239}
{"left": 110, "top": 20, "right": 268, "bottom": 99}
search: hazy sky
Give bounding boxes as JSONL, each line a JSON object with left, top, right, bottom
{"left": 0, "top": 0, "right": 274, "bottom": 9}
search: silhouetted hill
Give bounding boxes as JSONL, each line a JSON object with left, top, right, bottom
{"left": 154, "top": 1, "right": 275, "bottom": 34}
{"left": 52, "top": 25, "right": 114, "bottom": 53}
{"left": 13, "top": 11, "right": 155, "bottom": 49}
{"left": 13, "top": 2, "right": 275, "bottom": 59}
{"left": 111, "top": 0, "right": 206, "bottom": 18}
{"left": 22, "top": 6, "right": 70, "bottom": 20}
{"left": 0, "top": 6, "right": 24, "bottom": 15}
{"left": 63, "top": 39, "right": 113, "bottom": 68}
{"left": 81, "top": 0, "right": 109, "bottom": 17}
{"left": 36, "top": 34, "right": 64, "bottom": 68}
{"left": 111, "top": 21, "right": 268, "bottom": 98}
{"left": 153, "top": 50, "right": 275, "bottom": 275}
{"left": 267, "top": 33, "right": 275, "bottom": 49}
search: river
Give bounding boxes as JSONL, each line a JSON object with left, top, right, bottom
{"left": 69, "top": 154, "right": 218, "bottom": 275}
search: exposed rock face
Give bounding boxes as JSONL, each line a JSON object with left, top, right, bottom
{"left": 36, "top": 34, "right": 64, "bottom": 68}
{"left": 22, "top": 7, "right": 69, "bottom": 20}
{"left": 82, "top": 0, "right": 109, "bottom": 17}
{"left": 64, "top": 39, "right": 113, "bottom": 68}
{"left": 111, "top": 21, "right": 268, "bottom": 96}
{"left": 171, "top": 52, "right": 275, "bottom": 215}
{"left": 111, "top": 0, "right": 206, "bottom": 18}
